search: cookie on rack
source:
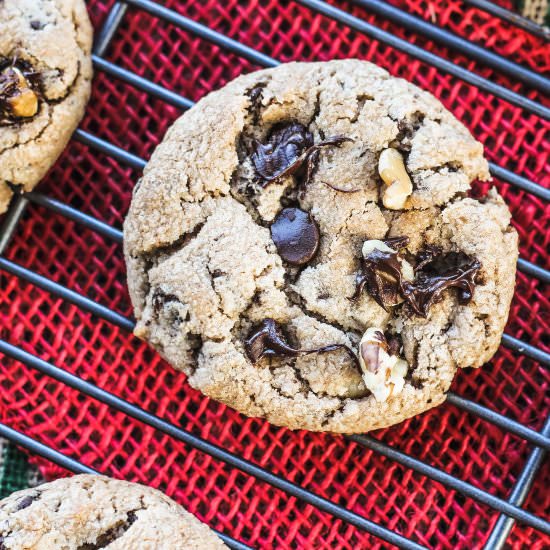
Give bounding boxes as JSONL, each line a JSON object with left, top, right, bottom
{"left": 124, "top": 60, "right": 518, "bottom": 433}
{"left": 0, "top": 474, "right": 227, "bottom": 549}
{"left": 0, "top": 0, "right": 93, "bottom": 214}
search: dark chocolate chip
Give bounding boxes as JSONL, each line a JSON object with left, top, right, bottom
{"left": 270, "top": 207, "right": 320, "bottom": 266}
{"left": 151, "top": 290, "right": 180, "bottom": 315}
{"left": 250, "top": 122, "right": 352, "bottom": 189}
{"left": 30, "top": 20, "right": 45, "bottom": 30}
{"left": 76, "top": 510, "right": 139, "bottom": 550}
{"left": 244, "top": 318, "right": 357, "bottom": 365}
{"left": 16, "top": 495, "right": 36, "bottom": 511}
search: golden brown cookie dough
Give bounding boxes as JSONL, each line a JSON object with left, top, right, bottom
{"left": 0, "top": 475, "right": 227, "bottom": 549}
{"left": 124, "top": 60, "right": 518, "bottom": 433}
{"left": 0, "top": 0, "right": 93, "bottom": 213}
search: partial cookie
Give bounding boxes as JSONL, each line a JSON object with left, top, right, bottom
{"left": 0, "top": 474, "right": 226, "bottom": 549}
{"left": 0, "top": 0, "right": 93, "bottom": 214}
{"left": 124, "top": 60, "right": 518, "bottom": 433}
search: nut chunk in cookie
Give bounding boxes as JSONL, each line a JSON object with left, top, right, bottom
{"left": 0, "top": 475, "right": 227, "bottom": 549}
{"left": 0, "top": 0, "right": 93, "bottom": 214}
{"left": 124, "top": 60, "right": 517, "bottom": 433}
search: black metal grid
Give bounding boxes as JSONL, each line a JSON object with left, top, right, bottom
{"left": 0, "top": 1, "right": 548, "bottom": 548}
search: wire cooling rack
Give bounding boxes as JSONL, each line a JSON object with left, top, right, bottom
{"left": 0, "top": 1, "right": 548, "bottom": 548}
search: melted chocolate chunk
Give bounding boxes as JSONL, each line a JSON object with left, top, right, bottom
{"left": 251, "top": 122, "right": 313, "bottom": 183}
{"left": 245, "top": 318, "right": 357, "bottom": 365}
{"left": 351, "top": 237, "right": 410, "bottom": 310}
{"left": 352, "top": 238, "right": 481, "bottom": 317}
{"left": 383, "top": 236, "right": 410, "bottom": 250}
{"left": 270, "top": 207, "right": 320, "bottom": 266}
{"left": 250, "top": 122, "right": 352, "bottom": 189}
{"left": 414, "top": 244, "right": 442, "bottom": 272}
{"left": 404, "top": 252, "right": 481, "bottom": 317}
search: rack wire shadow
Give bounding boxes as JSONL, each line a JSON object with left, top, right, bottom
{"left": 0, "top": 1, "right": 548, "bottom": 548}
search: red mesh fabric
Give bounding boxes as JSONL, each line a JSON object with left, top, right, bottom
{"left": 1, "top": 1, "right": 549, "bottom": 548}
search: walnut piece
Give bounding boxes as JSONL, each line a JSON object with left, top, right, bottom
{"left": 358, "top": 327, "right": 408, "bottom": 402}
{"left": 378, "top": 148, "right": 413, "bottom": 210}
{"left": 1, "top": 67, "right": 38, "bottom": 118}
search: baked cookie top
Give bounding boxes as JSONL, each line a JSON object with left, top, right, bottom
{"left": 0, "top": 475, "right": 226, "bottom": 549}
{"left": 0, "top": 0, "right": 93, "bottom": 214}
{"left": 124, "top": 60, "right": 518, "bottom": 433}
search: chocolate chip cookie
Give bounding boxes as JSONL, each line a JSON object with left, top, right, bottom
{"left": 124, "top": 60, "right": 518, "bottom": 433}
{"left": 0, "top": 474, "right": 226, "bottom": 549}
{"left": 0, "top": 0, "right": 93, "bottom": 214}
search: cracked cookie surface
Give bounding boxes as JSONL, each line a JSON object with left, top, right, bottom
{"left": 124, "top": 60, "right": 518, "bottom": 433}
{"left": 0, "top": 474, "right": 226, "bottom": 549}
{"left": 0, "top": 0, "right": 93, "bottom": 214}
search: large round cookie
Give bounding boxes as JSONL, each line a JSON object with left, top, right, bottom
{"left": 124, "top": 60, "right": 518, "bottom": 433}
{"left": 0, "top": 474, "right": 226, "bottom": 549}
{"left": 0, "top": 0, "right": 93, "bottom": 214}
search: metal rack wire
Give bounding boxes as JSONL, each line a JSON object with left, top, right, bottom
{"left": 462, "top": 0, "right": 550, "bottom": 41}
{"left": 0, "top": 1, "right": 548, "bottom": 548}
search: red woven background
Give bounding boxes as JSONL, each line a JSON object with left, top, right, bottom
{"left": 1, "top": 1, "right": 549, "bottom": 548}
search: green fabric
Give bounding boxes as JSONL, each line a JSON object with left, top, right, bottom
{"left": 0, "top": 442, "right": 32, "bottom": 498}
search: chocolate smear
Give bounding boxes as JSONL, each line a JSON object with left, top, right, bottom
{"left": 250, "top": 122, "right": 352, "bottom": 189}
{"left": 319, "top": 180, "right": 360, "bottom": 194}
{"left": 245, "top": 318, "right": 357, "bottom": 365}
{"left": 404, "top": 252, "right": 481, "bottom": 317}
{"left": 270, "top": 207, "right": 320, "bottom": 266}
